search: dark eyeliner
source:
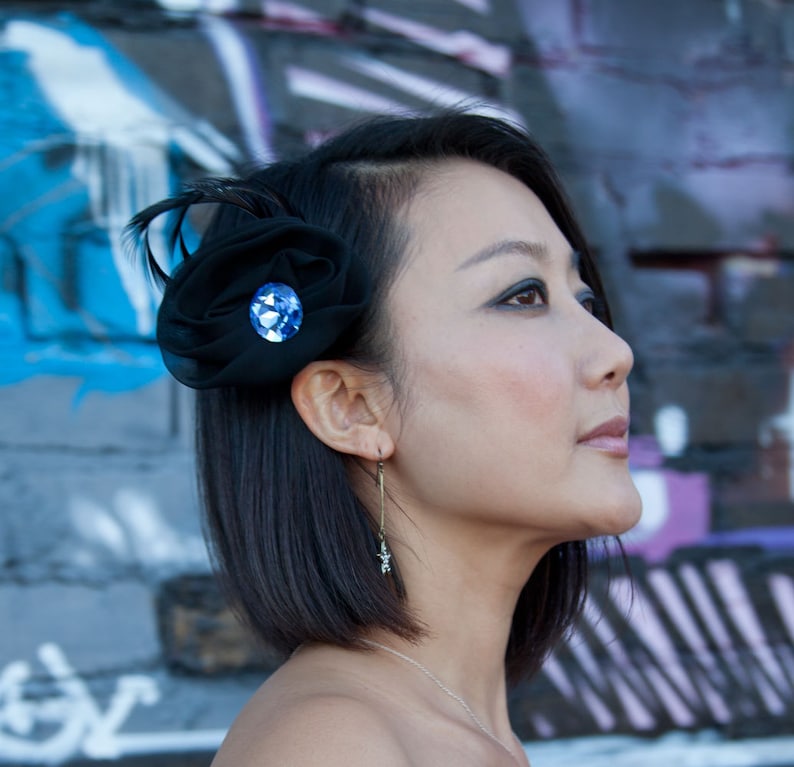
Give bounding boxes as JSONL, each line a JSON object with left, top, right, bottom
{"left": 577, "top": 287, "right": 596, "bottom": 306}
{"left": 578, "top": 287, "right": 605, "bottom": 317}
{"left": 488, "top": 278, "right": 547, "bottom": 309}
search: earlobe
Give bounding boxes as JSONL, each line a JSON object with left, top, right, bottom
{"left": 290, "top": 361, "right": 395, "bottom": 461}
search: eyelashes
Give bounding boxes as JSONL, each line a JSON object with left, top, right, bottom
{"left": 492, "top": 278, "right": 547, "bottom": 309}
{"left": 579, "top": 289, "right": 597, "bottom": 314}
{"left": 582, "top": 291, "right": 608, "bottom": 320}
{"left": 491, "top": 278, "right": 601, "bottom": 316}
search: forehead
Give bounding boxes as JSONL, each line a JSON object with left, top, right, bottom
{"left": 402, "top": 159, "right": 569, "bottom": 272}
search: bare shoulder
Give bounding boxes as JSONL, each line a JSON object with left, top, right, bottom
{"left": 212, "top": 688, "right": 412, "bottom": 767}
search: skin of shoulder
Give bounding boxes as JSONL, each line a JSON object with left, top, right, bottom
{"left": 211, "top": 691, "right": 414, "bottom": 767}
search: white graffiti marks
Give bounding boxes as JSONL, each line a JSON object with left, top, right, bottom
{"left": 0, "top": 644, "right": 159, "bottom": 765}
{"left": 3, "top": 19, "right": 239, "bottom": 338}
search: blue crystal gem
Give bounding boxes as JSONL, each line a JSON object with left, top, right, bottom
{"left": 249, "top": 283, "right": 303, "bottom": 342}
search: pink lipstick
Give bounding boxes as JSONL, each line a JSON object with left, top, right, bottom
{"left": 578, "top": 416, "right": 629, "bottom": 458}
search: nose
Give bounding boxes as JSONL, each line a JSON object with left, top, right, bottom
{"left": 579, "top": 312, "right": 634, "bottom": 390}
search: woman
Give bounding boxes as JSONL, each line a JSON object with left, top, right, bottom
{"left": 130, "top": 112, "right": 641, "bottom": 766}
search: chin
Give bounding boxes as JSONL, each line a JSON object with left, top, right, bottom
{"left": 574, "top": 482, "right": 643, "bottom": 540}
{"left": 602, "top": 488, "right": 643, "bottom": 537}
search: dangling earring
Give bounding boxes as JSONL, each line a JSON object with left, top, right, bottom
{"left": 376, "top": 457, "right": 392, "bottom": 575}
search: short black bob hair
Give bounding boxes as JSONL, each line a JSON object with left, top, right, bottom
{"left": 144, "top": 111, "right": 615, "bottom": 685}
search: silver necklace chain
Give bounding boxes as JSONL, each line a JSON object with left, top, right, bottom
{"left": 360, "top": 639, "right": 522, "bottom": 764}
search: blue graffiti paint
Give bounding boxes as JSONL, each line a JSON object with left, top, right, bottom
{"left": 0, "top": 12, "right": 228, "bottom": 393}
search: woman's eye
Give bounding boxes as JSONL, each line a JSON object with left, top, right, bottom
{"left": 578, "top": 289, "right": 597, "bottom": 314}
{"left": 496, "top": 280, "right": 547, "bottom": 308}
{"left": 505, "top": 288, "right": 543, "bottom": 306}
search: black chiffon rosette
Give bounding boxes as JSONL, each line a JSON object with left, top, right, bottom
{"left": 144, "top": 213, "right": 370, "bottom": 389}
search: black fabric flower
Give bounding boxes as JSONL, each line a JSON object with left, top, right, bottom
{"left": 156, "top": 217, "right": 370, "bottom": 389}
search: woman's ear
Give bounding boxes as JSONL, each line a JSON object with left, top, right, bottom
{"left": 290, "top": 360, "right": 395, "bottom": 461}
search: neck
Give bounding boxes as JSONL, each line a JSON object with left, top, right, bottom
{"left": 372, "top": 510, "right": 549, "bottom": 733}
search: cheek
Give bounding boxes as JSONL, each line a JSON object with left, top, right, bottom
{"left": 494, "top": 352, "right": 571, "bottom": 429}
{"left": 395, "top": 330, "right": 574, "bottom": 478}
{"left": 392, "top": 375, "right": 576, "bottom": 522}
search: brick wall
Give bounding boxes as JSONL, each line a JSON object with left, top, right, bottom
{"left": 1, "top": 1, "right": 792, "bottom": 764}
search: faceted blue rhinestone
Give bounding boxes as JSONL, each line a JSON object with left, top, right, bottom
{"left": 249, "top": 282, "right": 303, "bottom": 342}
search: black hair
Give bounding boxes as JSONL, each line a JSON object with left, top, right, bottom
{"left": 152, "top": 112, "right": 614, "bottom": 685}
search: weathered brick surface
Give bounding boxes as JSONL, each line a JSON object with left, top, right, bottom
{"left": 260, "top": 35, "right": 489, "bottom": 148}
{"left": 364, "top": 0, "right": 525, "bottom": 43}
{"left": 105, "top": 26, "right": 242, "bottom": 150}
{"left": 579, "top": 0, "right": 766, "bottom": 60}
{"left": 622, "top": 165, "right": 794, "bottom": 250}
{"left": 539, "top": 67, "right": 695, "bottom": 170}
{"left": 0, "top": 0, "right": 792, "bottom": 763}
{"left": 736, "top": 275, "right": 794, "bottom": 345}
{"left": 506, "top": 63, "right": 576, "bottom": 164}
{"left": 0, "top": 581, "right": 160, "bottom": 675}
{"left": 514, "top": 1, "right": 577, "bottom": 54}
{"left": 633, "top": 361, "right": 787, "bottom": 447}
{"left": 0, "top": 445, "right": 204, "bottom": 581}
{"left": 693, "top": 73, "right": 794, "bottom": 161}
{"left": 0, "top": 376, "right": 177, "bottom": 449}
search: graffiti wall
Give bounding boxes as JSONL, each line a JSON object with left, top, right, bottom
{"left": 1, "top": 0, "right": 792, "bottom": 764}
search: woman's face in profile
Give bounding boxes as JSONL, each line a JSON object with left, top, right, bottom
{"left": 381, "top": 159, "right": 642, "bottom": 543}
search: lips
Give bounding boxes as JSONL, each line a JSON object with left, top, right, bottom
{"left": 577, "top": 415, "right": 629, "bottom": 457}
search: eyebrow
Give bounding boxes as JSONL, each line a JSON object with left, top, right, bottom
{"left": 456, "top": 239, "right": 580, "bottom": 272}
